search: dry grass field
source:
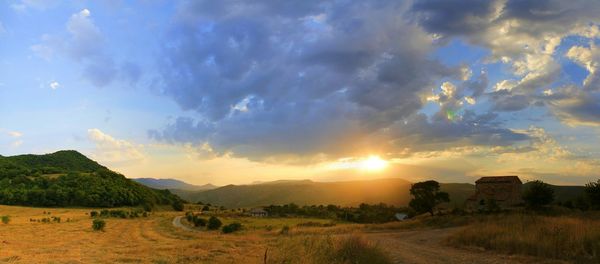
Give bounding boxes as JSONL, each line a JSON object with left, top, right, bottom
{"left": 447, "top": 214, "right": 600, "bottom": 263}
{"left": 0, "top": 205, "right": 596, "bottom": 264}
{"left": 0, "top": 205, "right": 272, "bottom": 263}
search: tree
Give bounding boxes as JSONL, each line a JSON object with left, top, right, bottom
{"left": 584, "top": 179, "right": 600, "bottom": 210}
{"left": 523, "top": 180, "right": 554, "bottom": 210}
{"left": 172, "top": 200, "right": 184, "bottom": 211}
{"left": 408, "top": 180, "right": 449, "bottom": 216}
{"left": 207, "top": 216, "right": 222, "bottom": 230}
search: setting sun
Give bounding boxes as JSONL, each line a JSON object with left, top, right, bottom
{"left": 360, "top": 156, "right": 389, "bottom": 171}
{"left": 327, "top": 155, "right": 389, "bottom": 172}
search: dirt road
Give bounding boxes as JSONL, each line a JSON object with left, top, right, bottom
{"left": 364, "top": 228, "right": 567, "bottom": 264}
{"left": 172, "top": 215, "right": 197, "bottom": 232}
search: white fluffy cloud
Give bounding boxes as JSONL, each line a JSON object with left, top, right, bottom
{"left": 49, "top": 81, "right": 60, "bottom": 90}
{"left": 31, "top": 9, "right": 139, "bottom": 87}
{"left": 87, "top": 128, "right": 145, "bottom": 165}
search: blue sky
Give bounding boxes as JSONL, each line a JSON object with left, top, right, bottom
{"left": 1, "top": 0, "right": 600, "bottom": 185}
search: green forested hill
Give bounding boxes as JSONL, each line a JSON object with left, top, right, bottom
{"left": 6, "top": 150, "right": 107, "bottom": 173}
{"left": 0, "top": 151, "right": 182, "bottom": 208}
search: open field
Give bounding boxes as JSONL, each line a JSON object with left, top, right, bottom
{"left": 0, "top": 205, "right": 595, "bottom": 263}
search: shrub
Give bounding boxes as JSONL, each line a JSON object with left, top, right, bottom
{"left": 193, "top": 217, "right": 207, "bottom": 227}
{"left": 90, "top": 211, "right": 98, "bottom": 218}
{"left": 92, "top": 219, "right": 106, "bottom": 231}
{"left": 280, "top": 225, "right": 290, "bottom": 235}
{"left": 172, "top": 200, "right": 184, "bottom": 211}
{"left": 1, "top": 215, "right": 10, "bottom": 224}
{"left": 142, "top": 202, "right": 154, "bottom": 212}
{"left": 207, "top": 216, "right": 222, "bottom": 230}
{"left": 222, "top": 222, "right": 243, "bottom": 234}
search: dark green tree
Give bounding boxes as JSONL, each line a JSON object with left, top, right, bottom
{"left": 172, "top": 200, "right": 184, "bottom": 211}
{"left": 523, "top": 180, "right": 554, "bottom": 210}
{"left": 408, "top": 180, "right": 449, "bottom": 216}
{"left": 584, "top": 179, "right": 600, "bottom": 210}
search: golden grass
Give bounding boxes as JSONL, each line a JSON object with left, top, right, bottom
{"left": 446, "top": 214, "right": 600, "bottom": 263}
{"left": 267, "top": 234, "right": 392, "bottom": 264}
{"left": 0, "top": 205, "right": 269, "bottom": 263}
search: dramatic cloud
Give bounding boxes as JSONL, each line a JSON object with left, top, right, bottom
{"left": 546, "top": 87, "right": 600, "bottom": 126}
{"left": 149, "top": 0, "right": 534, "bottom": 162}
{"left": 87, "top": 128, "right": 145, "bottom": 165}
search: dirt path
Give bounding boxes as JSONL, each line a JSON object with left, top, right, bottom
{"left": 172, "top": 215, "right": 197, "bottom": 232}
{"left": 364, "top": 228, "right": 566, "bottom": 264}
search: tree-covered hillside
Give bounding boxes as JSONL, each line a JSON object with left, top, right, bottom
{"left": 0, "top": 151, "right": 182, "bottom": 208}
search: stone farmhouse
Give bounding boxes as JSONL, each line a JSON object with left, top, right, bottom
{"left": 465, "top": 176, "right": 523, "bottom": 210}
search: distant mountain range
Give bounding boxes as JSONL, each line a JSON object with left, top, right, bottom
{"left": 160, "top": 178, "right": 486, "bottom": 208}
{"left": 134, "top": 177, "right": 586, "bottom": 209}
{"left": 132, "top": 178, "right": 217, "bottom": 191}
{"left": 0, "top": 150, "right": 182, "bottom": 208}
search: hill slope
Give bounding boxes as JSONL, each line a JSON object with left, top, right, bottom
{"left": 133, "top": 178, "right": 217, "bottom": 191}
{"left": 522, "top": 182, "right": 585, "bottom": 202}
{"left": 0, "top": 150, "right": 182, "bottom": 207}
{"left": 172, "top": 178, "right": 477, "bottom": 208}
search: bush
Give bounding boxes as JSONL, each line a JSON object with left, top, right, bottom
{"left": 92, "top": 219, "right": 106, "bottom": 231}
{"left": 1, "top": 215, "right": 10, "bottom": 224}
{"left": 90, "top": 211, "right": 98, "bottom": 217}
{"left": 193, "top": 217, "right": 207, "bottom": 227}
{"left": 222, "top": 222, "right": 243, "bottom": 234}
{"left": 207, "top": 216, "right": 222, "bottom": 230}
{"left": 172, "top": 200, "right": 184, "bottom": 211}
{"left": 280, "top": 225, "right": 290, "bottom": 235}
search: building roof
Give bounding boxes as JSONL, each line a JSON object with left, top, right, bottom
{"left": 476, "top": 176, "right": 522, "bottom": 184}
{"left": 249, "top": 208, "right": 267, "bottom": 214}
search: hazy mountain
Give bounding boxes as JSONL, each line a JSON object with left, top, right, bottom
{"left": 133, "top": 178, "right": 217, "bottom": 191}
{"left": 170, "top": 178, "right": 587, "bottom": 208}
{"left": 171, "top": 178, "right": 476, "bottom": 208}
{"left": 522, "top": 182, "right": 585, "bottom": 202}
{"left": 0, "top": 150, "right": 182, "bottom": 207}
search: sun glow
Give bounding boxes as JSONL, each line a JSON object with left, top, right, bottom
{"left": 327, "top": 155, "right": 389, "bottom": 172}
{"left": 360, "top": 155, "right": 389, "bottom": 171}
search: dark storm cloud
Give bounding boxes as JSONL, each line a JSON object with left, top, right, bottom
{"left": 546, "top": 87, "right": 600, "bottom": 126}
{"left": 411, "top": 0, "right": 496, "bottom": 36}
{"left": 383, "top": 111, "right": 529, "bottom": 153}
{"left": 150, "top": 0, "right": 531, "bottom": 161}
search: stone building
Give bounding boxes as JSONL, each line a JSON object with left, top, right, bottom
{"left": 248, "top": 207, "right": 268, "bottom": 217}
{"left": 465, "top": 176, "right": 523, "bottom": 210}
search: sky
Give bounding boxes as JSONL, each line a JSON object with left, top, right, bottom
{"left": 1, "top": 0, "right": 600, "bottom": 186}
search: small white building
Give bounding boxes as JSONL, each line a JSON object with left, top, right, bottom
{"left": 395, "top": 213, "right": 408, "bottom": 221}
{"left": 249, "top": 207, "right": 268, "bottom": 217}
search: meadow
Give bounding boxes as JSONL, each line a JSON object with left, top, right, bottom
{"left": 0, "top": 204, "right": 597, "bottom": 263}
